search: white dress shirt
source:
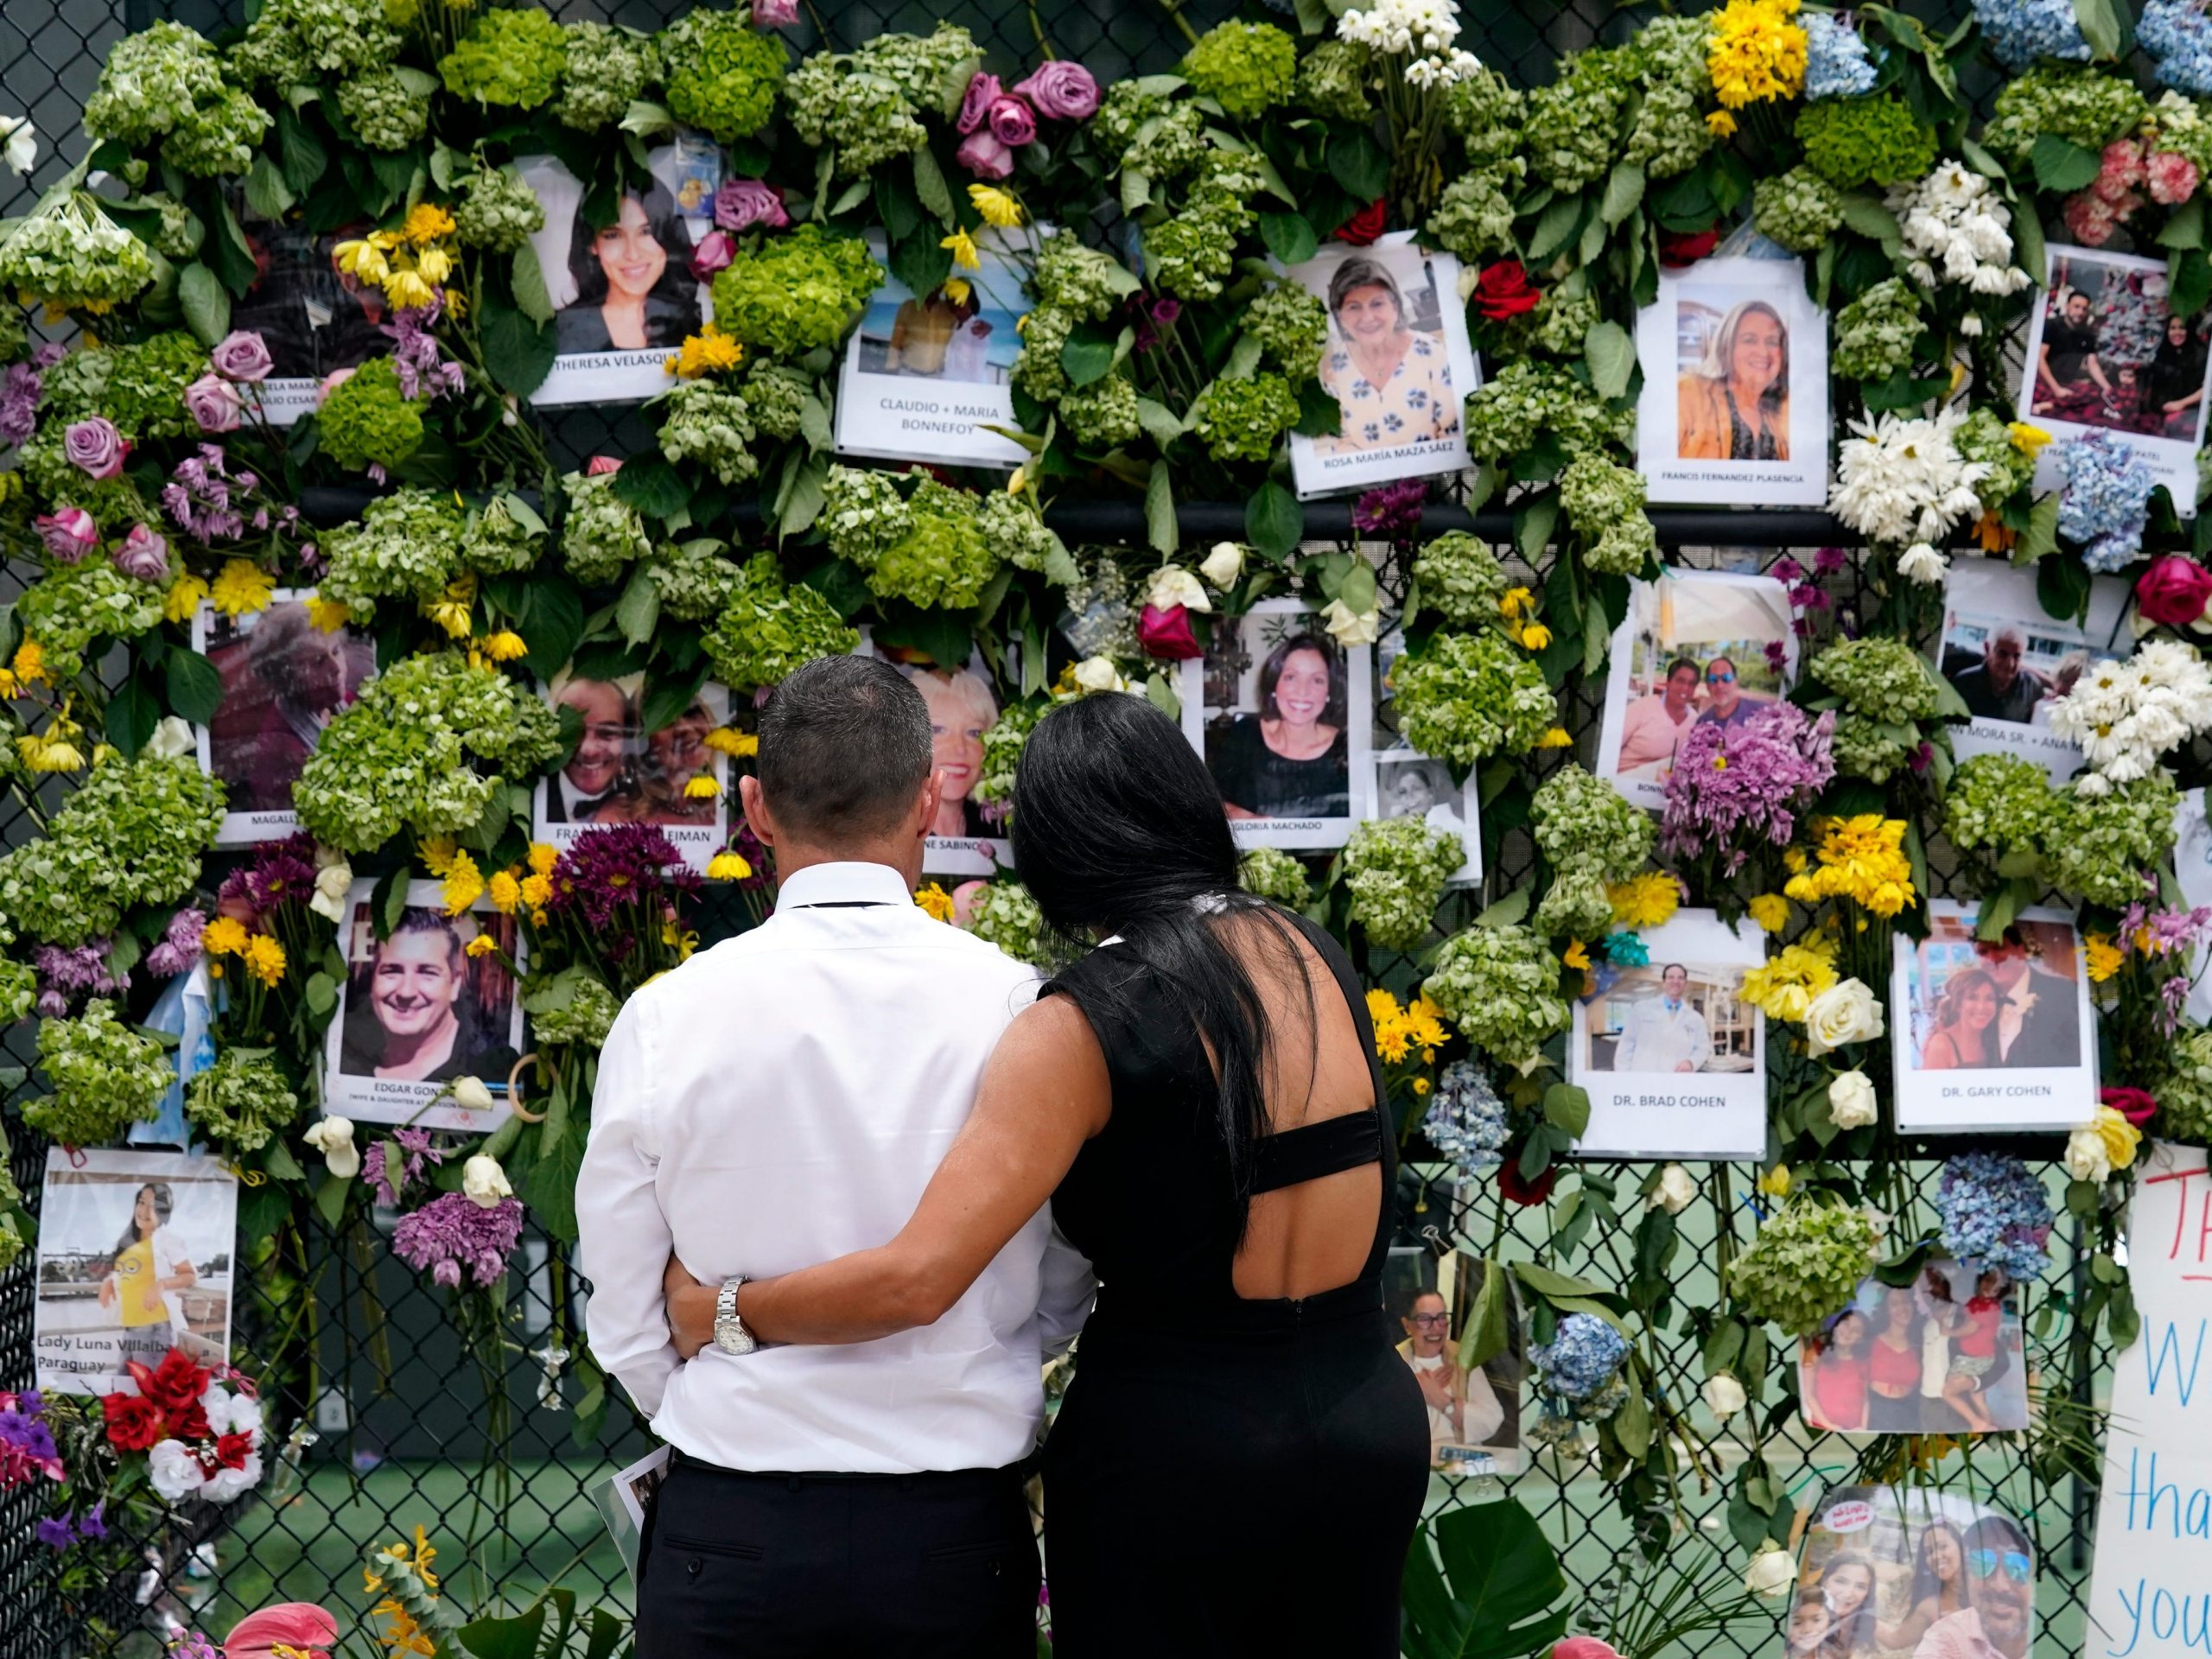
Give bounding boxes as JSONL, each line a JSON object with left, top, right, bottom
{"left": 576, "top": 860, "right": 1095, "bottom": 1474}
{"left": 1612, "top": 996, "right": 1713, "bottom": 1073}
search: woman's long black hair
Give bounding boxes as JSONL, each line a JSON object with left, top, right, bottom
{"left": 1012, "top": 693, "right": 1313, "bottom": 1230}
{"left": 112, "top": 1182, "right": 173, "bottom": 1257}
{"left": 566, "top": 181, "right": 701, "bottom": 329}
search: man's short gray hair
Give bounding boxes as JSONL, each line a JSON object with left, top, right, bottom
{"left": 756, "top": 655, "right": 933, "bottom": 842}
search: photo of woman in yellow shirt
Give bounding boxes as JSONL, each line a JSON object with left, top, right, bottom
{"left": 99, "top": 1182, "right": 198, "bottom": 1367}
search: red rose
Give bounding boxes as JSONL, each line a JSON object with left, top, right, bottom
{"left": 2101, "top": 1085, "right": 2158, "bottom": 1125}
{"left": 1657, "top": 227, "right": 1720, "bottom": 269}
{"left": 1334, "top": 199, "right": 1388, "bottom": 246}
{"left": 2135, "top": 555, "right": 2212, "bottom": 629}
{"left": 213, "top": 1431, "right": 256, "bottom": 1471}
{"left": 1471, "top": 261, "right": 1541, "bottom": 321}
{"left": 168, "top": 1400, "right": 212, "bottom": 1442}
{"left": 1498, "top": 1159, "right": 1558, "bottom": 1206}
{"left": 132, "top": 1350, "right": 210, "bottom": 1417}
{"left": 1137, "top": 603, "right": 1204, "bottom": 661}
{"left": 102, "top": 1393, "right": 163, "bottom": 1452}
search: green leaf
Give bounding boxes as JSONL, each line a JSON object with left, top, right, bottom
{"left": 177, "top": 263, "right": 230, "bottom": 348}
{"left": 1401, "top": 1497, "right": 1573, "bottom": 1659}
{"left": 1473, "top": 887, "right": 1529, "bottom": 929}
{"left": 511, "top": 243, "right": 554, "bottom": 326}
{"left": 518, "top": 575, "right": 585, "bottom": 677}
{"left": 523, "top": 1123, "right": 584, "bottom": 1243}
{"left": 1120, "top": 167, "right": 1151, "bottom": 216}
{"left": 1541, "top": 1084, "right": 1591, "bottom": 1141}
{"left": 245, "top": 152, "right": 295, "bottom": 220}
{"left": 107, "top": 675, "right": 161, "bottom": 757}
{"left": 619, "top": 99, "right": 675, "bottom": 138}
{"left": 2013, "top": 493, "right": 2061, "bottom": 566}
{"left": 1838, "top": 192, "right": 1902, "bottom": 248}
{"left": 640, "top": 658, "right": 712, "bottom": 734}
{"left": 480, "top": 299, "right": 556, "bottom": 398}
{"left": 1458, "top": 1257, "right": 1512, "bottom": 1372}
{"left": 2074, "top": 0, "right": 2129, "bottom": 59}
{"left": 1144, "top": 671, "right": 1181, "bottom": 721}
{"left": 1600, "top": 162, "right": 1645, "bottom": 227}
{"left": 276, "top": 105, "right": 327, "bottom": 197}
{"left": 1246, "top": 480, "right": 1302, "bottom": 560}
{"left": 1294, "top": 378, "right": 1342, "bottom": 438}
{"left": 911, "top": 145, "right": 954, "bottom": 226}
{"left": 611, "top": 450, "right": 690, "bottom": 520}
{"left": 1583, "top": 320, "right": 1634, "bottom": 401}
{"left": 1527, "top": 194, "right": 1585, "bottom": 264}
{"left": 2037, "top": 547, "right": 2092, "bottom": 622}
{"left": 1145, "top": 461, "right": 1178, "bottom": 557}
{"left": 304, "top": 972, "right": 337, "bottom": 1018}
{"left": 314, "top": 1168, "right": 351, "bottom": 1231}
{"left": 165, "top": 648, "right": 224, "bottom": 723}
{"left": 1258, "top": 209, "right": 1318, "bottom": 265}
{"left": 1613, "top": 1376, "right": 1652, "bottom": 1459}
{"left": 614, "top": 563, "right": 661, "bottom": 647}
{"left": 1060, "top": 327, "right": 1117, "bottom": 389}
{"left": 1135, "top": 395, "right": 1186, "bottom": 450}
{"left": 2160, "top": 196, "right": 2207, "bottom": 253}
{"left": 1325, "top": 129, "right": 1389, "bottom": 203}
{"left": 457, "top": 1602, "right": 547, "bottom": 1659}
{"left": 2031, "top": 134, "right": 2101, "bottom": 194}
{"left": 1516, "top": 493, "right": 1560, "bottom": 562}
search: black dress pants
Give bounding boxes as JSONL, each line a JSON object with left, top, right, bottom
{"left": 636, "top": 1454, "right": 1039, "bottom": 1658}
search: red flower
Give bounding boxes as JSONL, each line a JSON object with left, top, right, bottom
{"left": 213, "top": 1431, "right": 256, "bottom": 1471}
{"left": 1471, "top": 261, "right": 1541, "bottom": 321}
{"left": 2135, "top": 556, "right": 2212, "bottom": 630}
{"left": 1498, "top": 1159, "right": 1557, "bottom": 1206}
{"left": 168, "top": 1400, "right": 213, "bottom": 1442}
{"left": 130, "top": 1350, "right": 210, "bottom": 1418}
{"left": 1334, "top": 199, "right": 1388, "bottom": 246}
{"left": 584, "top": 454, "right": 622, "bottom": 476}
{"left": 1137, "top": 603, "right": 1204, "bottom": 661}
{"left": 1657, "top": 227, "right": 1720, "bottom": 268}
{"left": 2101, "top": 1086, "right": 2158, "bottom": 1125}
{"left": 102, "top": 1392, "right": 163, "bottom": 1452}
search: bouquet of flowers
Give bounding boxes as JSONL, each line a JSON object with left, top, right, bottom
{"left": 101, "top": 1349, "right": 264, "bottom": 1506}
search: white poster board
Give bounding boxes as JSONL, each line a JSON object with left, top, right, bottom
{"left": 1941, "top": 559, "right": 2130, "bottom": 783}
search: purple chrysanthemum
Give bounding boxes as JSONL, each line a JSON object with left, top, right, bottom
{"left": 147, "top": 908, "right": 208, "bottom": 978}
{"left": 548, "top": 824, "right": 703, "bottom": 938}
{"left": 393, "top": 1192, "right": 526, "bottom": 1289}
{"left": 1661, "top": 703, "right": 1837, "bottom": 870}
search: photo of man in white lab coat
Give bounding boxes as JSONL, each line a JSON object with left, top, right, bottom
{"left": 1606, "top": 963, "right": 1715, "bottom": 1074}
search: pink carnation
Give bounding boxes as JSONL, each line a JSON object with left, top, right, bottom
{"left": 2150, "top": 149, "right": 2202, "bottom": 206}
{"left": 2063, "top": 191, "right": 2119, "bottom": 247}
{"left": 2096, "top": 139, "right": 2146, "bottom": 202}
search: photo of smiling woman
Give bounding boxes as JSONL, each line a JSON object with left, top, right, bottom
{"left": 1678, "top": 298, "right": 1789, "bottom": 461}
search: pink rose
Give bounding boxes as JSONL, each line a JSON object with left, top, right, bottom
{"left": 956, "top": 129, "right": 1014, "bottom": 181}
{"left": 112, "top": 524, "right": 169, "bottom": 582}
{"left": 988, "top": 96, "right": 1037, "bottom": 148}
{"left": 713, "top": 178, "right": 789, "bottom": 232}
{"left": 690, "top": 230, "right": 736, "bottom": 282}
{"left": 1014, "top": 61, "right": 1101, "bottom": 122}
{"left": 958, "top": 72, "right": 1003, "bottom": 136}
{"left": 209, "top": 330, "right": 274, "bottom": 383}
{"left": 2135, "top": 555, "right": 2212, "bottom": 629}
{"left": 35, "top": 507, "right": 99, "bottom": 563}
{"left": 185, "top": 373, "right": 241, "bottom": 435}
{"left": 752, "top": 0, "right": 799, "bottom": 24}
{"left": 1138, "top": 603, "right": 1203, "bottom": 660}
{"left": 64, "top": 416, "right": 127, "bottom": 480}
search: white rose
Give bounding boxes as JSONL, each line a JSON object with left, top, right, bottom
{"left": 462, "top": 1154, "right": 514, "bottom": 1210}
{"left": 303, "top": 1116, "right": 360, "bottom": 1180}
{"left": 147, "top": 1439, "right": 207, "bottom": 1503}
{"left": 1147, "top": 564, "right": 1211, "bottom": 615}
{"left": 2065, "top": 1124, "right": 2113, "bottom": 1184}
{"left": 1199, "top": 542, "right": 1246, "bottom": 588}
{"left": 1703, "top": 1373, "right": 1747, "bottom": 1420}
{"left": 1828, "top": 1070, "right": 1878, "bottom": 1130}
{"left": 1745, "top": 1545, "right": 1797, "bottom": 1599}
{"left": 449, "top": 1075, "right": 496, "bottom": 1114}
{"left": 1320, "top": 596, "right": 1381, "bottom": 648}
{"left": 1897, "top": 543, "right": 1948, "bottom": 585}
{"left": 1648, "top": 1163, "right": 1696, "bottom": 1215}
{"left": 1071, "top": 656, "right": 1127, "bottom": 694}
{"left": 0, "top": 116, "right": 35, "bottom": 178}
{"left": 310, "top": 859, "right": 352, "bottom": 923}
{"left": 1803, "top": 978, "right": 1884, "bottom": 1057}
{"left": 203, "top": 1450, "right": 263, "bottom": 1505}
{"left": 147, "top": 716, "right": 195, "bottom": 761}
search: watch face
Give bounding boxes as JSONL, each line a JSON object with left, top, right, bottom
{"left": 715, "top": 1322, "right": 755, "bottom": 1356}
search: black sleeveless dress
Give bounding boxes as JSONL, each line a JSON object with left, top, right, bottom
{"left": 1038, "top": 915, "right": 1430, "bottom": 1657}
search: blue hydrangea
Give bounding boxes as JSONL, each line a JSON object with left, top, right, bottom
{"left": 1972, "top": 0, "right": 2092, "bottom": 72}
{"left": 1529, "top": 1313, "right": 1630, "bottom": 1402}
{"left": 1804, "top": 15, "right": 1878, "bottom": 99}
{"left": 2056, "top": 431, "right": 2156, "bottom": 572}
{"left": 1424, "top": 1060, "right": 1508, "bottom": 1174}
{"left": 1937, "top": 1151, "right": 2054, "bottom": 1281}
{"left": 2143, "top": 0, "right": 2212, "bottom": 96}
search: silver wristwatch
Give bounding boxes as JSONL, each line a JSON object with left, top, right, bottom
{"left": 713, "top": 1275, "right": 757, "bottom": 1356}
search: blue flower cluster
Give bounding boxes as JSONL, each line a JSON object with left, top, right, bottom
{"left": 2056, "top": 431, "right": 2157, "bottom": 572}
{"left": 1424, "top": 1060, "right": 1508, "bottom": 1173}
{"left": 1937, "top": 1151, "right": 2055, "bottom": 1281}
{"left": 1529, "top": 1312, "right": 1630, "bottom": 1402}
{"left": 2143, "top": 0, "right": 2212, "bottom": 96}
{"left": 1971, "top": 0, "right": 2092, "bottom": 73}
{"left": 1804, "top": 15, "right": 1878, "bottom": 99}
{"left": 1603, "top": 930, "right": 1650, "bottom": 967}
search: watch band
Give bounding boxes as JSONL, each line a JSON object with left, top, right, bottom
{"left": 713, "top": 1274, "right": 755, "bottom": 1355}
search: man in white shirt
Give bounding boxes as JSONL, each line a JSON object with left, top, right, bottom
{"left": 1611, "top": 963, "right": 1713, "bottom": 1073}
{"left": 576, "top": 655, "right": 1092, "bottom": 1657}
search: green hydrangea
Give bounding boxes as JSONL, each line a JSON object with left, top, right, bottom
{"left": 2154, "top": 1024, "right": 2212, "bottom": 1144}
{"left": 1060, "top": 376, "right": 1141, "bottom": 448}
{"left": 1094, "top": 84, "right": 1206, "bottom": 179}
{"left": 822, "top": 470, "right": 1000, "bottom": 610}
{"left": 1985, "top": 66, "right": 2148, "bottom": 162}
{"left": 1753, "top": 165, "right": 1847, "bottom": 252}
{"left": 0, "top": 755, "right": 225, "bottom": 947}
{"left": 457, "top": 494, "right": 544, "bottom": 577}
{"left": 1809, "top": 636, "right": 1942, "bottom": 722}
{"left": 1298, "top": 40, "right": 1371, "bottom": 122}
{"left": 1423, "top": 924, "right": 1570, "bottom": 1068}
{"left": 1246, "top": 283, "right": 1328, "bottom": 375}
{"left": 659, "top": 9, "right": 786, "bottom": 140}
{"left": 1428, "top": 166, "right": 1523, "bottom": 262}
{"left": 740, "top": 362, "right": 810, "bottom": 440}
{"left": 1560, "top": 454, "right": 1655, "bottom": 577}
{"left": 320, "top": 487, "right": 467, "bottom": 608}
{"left": 2151, "top": 90, "right": 2212, "bottom": 177}
{"left": 1531, "top": 763, "right": 1652, "bottom": 937}
{"left": 84, "top": 22, "right": 226, "bottom": 145}
{"left": 560, "top": 471, "right": 656, "bottom": 588}
{"left": 17, "top": 431, "right": 146, "bottom": 530}
{"left": 1146, "top": 194, "right": 1243, "bottom": 301}
{"left": 784, "top": 27, "right": 976, "bottom": 178}
{"left": 1943, "top": 753, "right": 2057, "bottom": 874}
{"left": 454, "top": 166, "right": 545, "bottom": 253}
{"left": 22, "top": 1000, "right": 172, "bottom": 1147}
{"left": 137, "top": 191, "right": 202, "bottom": 259}
{"left": 711, "top": 225, "right": 882, "bottom": 356}
{"left": 0, "top": 196, "right": 156, "bottom": 313}
{"left": 1796, "top": 97, "right": 1937, "bottom": 189}
{"left": 337, "top": 69, "right": 428, "bottom": 151}
{"left": 658, "top": 380, "right": 760, "bottom": 486}
{"left": 1012, "top": 307, "right": 1075, "bottom": 404}
{"left": 318, "top": 358, "right": 424, "bottom": 473}
{"left": 702, "top": 552, "right": 861, "bottom": 690}
{"left": 1529, "top": 289, "right": 1601, "bottom": 358}
{"left": 1622, "top": 16, "right": 1713, "bottom": 179}
{"left": 1445, "top": 63, "right": 1526, "bottom": 168}
{"left": 861, "top": 22, "right": 979, "bottom": 105}
{"left": 1833, "top": 277, "right": 1923, "bottom": 382}
{"left": 42, "top": 331, "right": 207, "bottom": 439}
{"left": 1465, "top": 361, "right": 1634, "bottom": 464}
{"left": 1179, "top": 21, "right": 1297, "bottom": 118}
{"left": 164, "top": 83, "right": 270, "bottom": 177}
{"left": 1239, "top": 847, "right": 1313, "bottom": 909}
{"left": 557, "top": 21, "right": 660, "bottom": 131}
{"left": 650, "top": 539, "right": 747, "bottom": 621}
{"left": 16, "top": 559, "right": 165, "bottom": 654}
{"left": 1344, "top": 817, "right": 1464, "bottom": 951}
{"left": 1729, "top": 1200, "right": 1878, "bottom": 1337}
{"left": 531, "top": 975, "right": 620, "bottom": 1048}
{"left": 1035, "top": 232, "right": 1132, "bottom": 321}
{"left": 974, "top": 697, "right": 1048, "bottom": 819}
{"left": 0, "top": 959, "right": 36, "bottom": 1025}
{"left": 978, "top": 491, "right": 1071, "bottom": 579}
{"left": 1956, "top": 408, "right": 2037, "bottom": 512}
{"left": 1828, "top": 714, "right": 1916, "bottom": 784}
{"left": 296, "top": 652, "right": 563, "bottom": 851}
{"left": 2047, "top": 774, "right": 2180, "bottom": 909}
{"left": 1191, "top": 372, "right": 1300, "bottom": 465}
{"left": 963, "top": 880, "right": 1055, "bottom": 969}
{"left": 0, "top": 1165, "right": 22, "bottom": 1274}
{"left": 440, "top": 7, "right": 568, "bottom": 107}
{"left": 185, "top": 1049, "right": 301, "bottom": 1154}
{"left": 1411, "top": 532, "right": 1510, "bottom": 625}
{"left": 229, "top": 0, "right": 399, "bottom": 83}
{"left": 1527, "top": 47, "right": 1632, "bottom": 192}
{"left": 1393, "top": 631, "right": 1559, "bottom": 766}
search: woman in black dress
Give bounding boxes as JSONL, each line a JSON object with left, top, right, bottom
{"left": 2144, "top": 312, "right": 2209, "bottom": 439}
{"left": 1208, "top": 631, "right": 1351, "bottom": 819}
{"left": 671, "top": 692, "right": 1428, "bottom": 1655}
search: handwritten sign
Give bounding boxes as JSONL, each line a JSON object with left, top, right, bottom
{"left": 2088, "top": 1142, "right": 2212, "bottom": 1655}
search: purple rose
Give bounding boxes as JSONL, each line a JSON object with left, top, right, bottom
{"left": 63, "top": 416, "right": 127, "bottom": 481}
{"left": 958, "top": 72, "right": 1003, "bottom": 136}
{"left": 988, "top": 96, "right": 1037, "bottom": 147}
{"left": 209, "top": 330, "right": 274, "bottom": 384}
{"left": 34, "top": 507, "right": 98, "bottom": 563}
{"left": 111, "top": 524, "right": 169, "bottom": 582}
{"left": 690, "top": 229, "right": 736, "bottom": 282}
{"left": 184, "top": 373, "right": 241, "bottom": 435}
{"left": 956, "top": 128, "right": 1015, "bottom": 181}
{"left": 713, "top": 178, "right": 789, "bottom": 232}
{"left": 1014, "top": 61, "right": 1101, "bottom": 121}
{"left": 752, "top": 0, "right": 799, "bottom": 24}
